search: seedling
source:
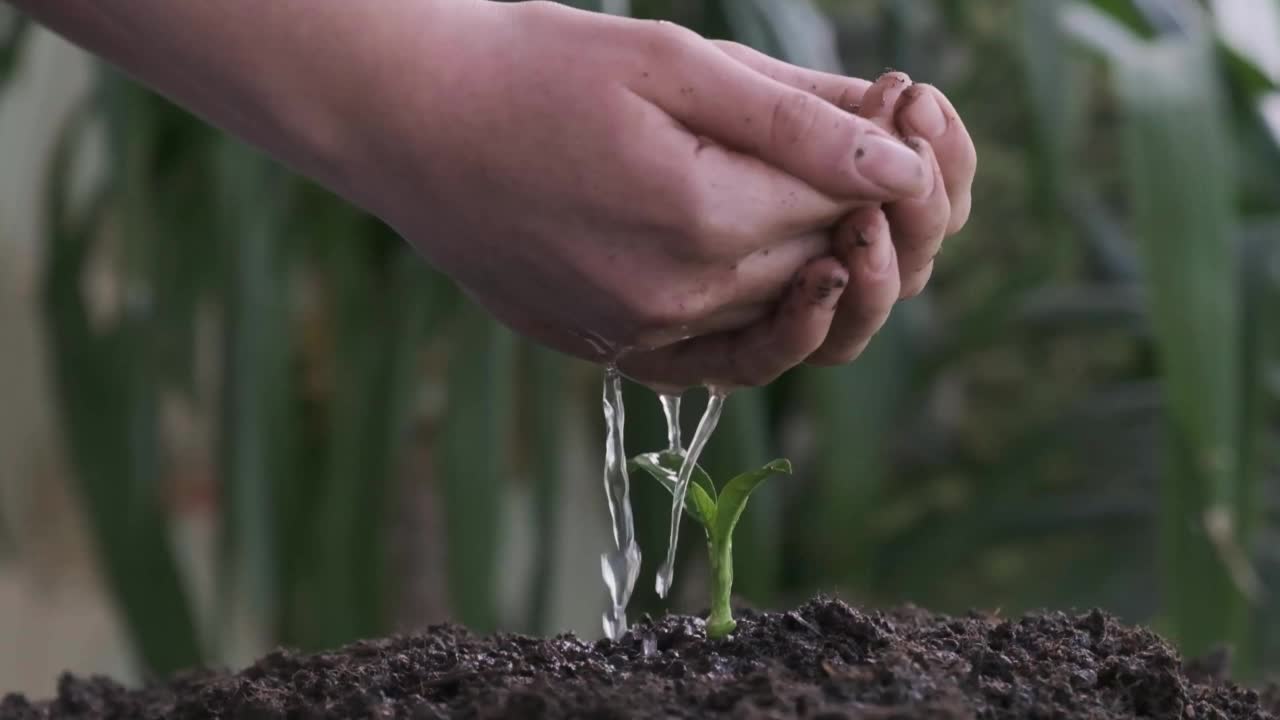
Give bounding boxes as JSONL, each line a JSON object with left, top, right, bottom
{"left": 628, "top": 450, "right": 792, "bottom": 639}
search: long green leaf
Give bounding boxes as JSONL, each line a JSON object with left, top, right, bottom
{"left": 1062, "top": 3, "right": 1144, "bottom": 61}
{"left": 629, "top": 451, "right": 717, "bottom": 527}
{"left": 696, "top": 387, "right": 777, "bottom": 602}
{"left": 1240, "top": 216, "right": 1280, "bottom": 676}
{"left": 523, "top": 343, "right": 567, "bottom": 634}
{"left": 1072, "top": 2, "right": 1252, "bottom": 659}
{"left": 1019, "top": 0, "right": 1085, "bottom": 218}
{"left": 311, "top": 232, "right": 431, "bottom": 649}
{"left": 0, "top": 9, "right": 29, "bottom": 88}
{"left": 795, "top": 309, "right": 915, "bottom": 590}
{"left": 711, "top": 459, "right": 791, "bottom": 549}
{"left": 439, "top": 305, "right": 515, "bottom": 632}
{"left": 41, "top": 82, "right": 202, "bottom": 675}
{"left": 214, "top": 138, "right": 291, "bottom": 653}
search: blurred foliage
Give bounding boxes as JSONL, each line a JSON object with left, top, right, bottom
{"left": 3, "top": 0, "right": 1278, "bottom": 683}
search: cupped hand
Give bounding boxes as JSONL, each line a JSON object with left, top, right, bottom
{"left": 805, "top": 69, "right": 978, "bottom": 366}
{"left": 619, "top": 56, "right": 978, "bottom": 382}
{"left": 353, "top": 1, "right": 934, "bottom": 389}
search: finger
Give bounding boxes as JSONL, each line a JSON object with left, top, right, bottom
{"left": 711, "top": 40, "right": 870, "bottom": 113}
{"left": 651, "top": 232, "right": 831, "bottom": 342}
{"left": 900, "top": 259, "right": 934, "bottom": 300}
{"left": 620, "top": 257, "right": 848, "bottom": 392}
{"left": 896, "top": 84, "right": 976, "bottom": 234}
{"left": 855, "top": 74, "right": 946, "bottom": 298}
{"left": 856, "top": 71, "right": 914, "bottom": 135}
{"left": 711, "top": 231, "right": 830, "bottom": 309}
{"left": 884, "top": 137, "right": 947, "bottom": 296}
{"left": 807, "top": 208, "right": 900, "bottom": 366}
{"left": 637, "top": 35, "right": 931, "bottom": 202}
{"left": 681, "top": 140, "right": 858, "bottom": 245}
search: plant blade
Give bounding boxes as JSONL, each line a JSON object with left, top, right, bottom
{"left": 1073, "top": 5, "right": 1254, "bottom": 660}
{"left": 629, "top": 450, "right": 717, "bottom": 528}
{"left": 438, "top": 304, "right": 515, "bottom": 633}
{"left": 214, "top": 137, "right": 290, "bottom": 655}
{"left": 696, "top": 387, "right": 777, "bottom": 603}
{"left": 41, "top": 81, "right": 202, "bottom": 675}
{"left": 711, "top": 459, "right": 791, "bottom": 549}
{"left": 523, "top": 342, "right": 567, "bottom": 635}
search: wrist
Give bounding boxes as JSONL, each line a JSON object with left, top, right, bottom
{"left": 297, "top": 0, "right": 502, "bottom": 224}
{"left": 268, "top": 1, "right": 496, "bottom": 217}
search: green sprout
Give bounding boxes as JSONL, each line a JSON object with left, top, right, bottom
{"left": 628, "top": 450, "right": 792, "bottom": 639}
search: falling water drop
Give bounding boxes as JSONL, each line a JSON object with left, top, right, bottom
{"left": 655, "top": 388, "right": 727, "bottom": 599}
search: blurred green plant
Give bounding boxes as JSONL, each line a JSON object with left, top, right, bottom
{"left": 1059, "top": 0, "right": 1278, "bottom": 673}
{"left": 9, "top": 0, "right": 1279, "bottom": 683}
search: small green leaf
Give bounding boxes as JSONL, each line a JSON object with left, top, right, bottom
{"left": 711, "top": 459, "right": 791, "bottom": 548}
{"left": 632, "top": 449, "right": 717, "bottom": 502}
{"left": 629, "top": 451, "right": 717, "bottom": 528}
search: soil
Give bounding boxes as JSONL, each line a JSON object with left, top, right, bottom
{"left": 3, "top": 597, "right": 1276, "bottom": 719}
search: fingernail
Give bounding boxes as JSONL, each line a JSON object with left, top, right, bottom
{"left": 810, "top": 273, "right": 847, "bottom": 309}
{"left": 862, "top": 229, "right": 892, "bottom": 274}
{"left": 903, "top": 89, "right": 946, "bottom": 139}
{"left": 855, "top": 134, "right": 928, "bottom": 197}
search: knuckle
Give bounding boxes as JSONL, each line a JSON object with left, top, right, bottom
{"left": 711, "top": 39, "right": 750, "bottom": 58}
{"left": 646, "top": 20, "right": 702, "bottom": 59}
{"left": 878, "top": 70, "right": 913, "bottom": 87}
{"left": 891, "top": 211, "right": 948, "bottom": 259}
{"left": 827, "top": 123, "right": 876, "bottom": 190}
{"left": 834, "top": 83, "right": 863, "bottom": 114}
{"left": 768, "top": 90, "right": 824, "bottom": 151}
{"left": 915, "top": 215, "right": 950, "bottom": 248}
{"left": 667, "top": 181, "right": 749, "bottom": 262}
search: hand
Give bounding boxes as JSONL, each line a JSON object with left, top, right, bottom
{"left": 807, "top": 69, "right": 978, "bottom": 366}
{"left": 617, "top": 62, "right": 978, "bottom": 384}
{"left": 15, "top": 0, "right": 967, "bottom": 393}
{"left": 354, "top": 1, "right": 933, "bottom": 388}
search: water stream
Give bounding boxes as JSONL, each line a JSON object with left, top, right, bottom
{"left": 600, "top": 370, "right": 728, "bottom": 634}
{"left": 600, "top": 366, "right": 641, "bottom": 639}
{"left": 659, "top": 394, "right": 682, "bottom": 451}
{"left": 655, "top": 390, "right": 727, "bottom": 599}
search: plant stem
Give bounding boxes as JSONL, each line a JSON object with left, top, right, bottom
{"left": 706, "top": 536, "right": 736, "bottom": 639}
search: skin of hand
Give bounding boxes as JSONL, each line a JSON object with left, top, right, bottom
{"left": 11, "top": 0, "right": 974, "bottom": 392}
{"left": 803, "top": 69, "right": 977, "bottom": 367}
{"left": 363, "top": 1, "right": 942, "bottom": 392}
{"left": 624, "top": 63, "right": 977, "bottom": 384}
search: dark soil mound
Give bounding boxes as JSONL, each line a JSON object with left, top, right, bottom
{"left": 3, "top": 597, "right": 1275, "bottom": 719}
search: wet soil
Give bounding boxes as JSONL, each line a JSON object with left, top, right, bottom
{"left": 3, "top": 597, "right": 1275, "bottom": 719}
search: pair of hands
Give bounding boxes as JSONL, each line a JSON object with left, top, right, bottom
{"left": 358, "top": 1, "right": 976, "bottom": 392}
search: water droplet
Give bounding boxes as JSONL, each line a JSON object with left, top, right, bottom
{"left": 642, "top": 634, "right": 658, "bottom": 657}
{"left": 655, "top": 561, "right": 673, "bottom": 599}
